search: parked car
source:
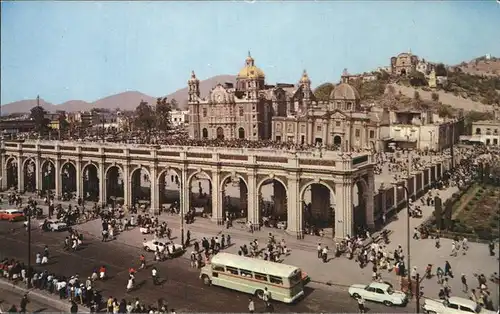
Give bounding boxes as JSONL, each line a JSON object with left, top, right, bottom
{"left": 142, "top": 239, "right": 184, "bottom": 256}
{"left": 0, "top": 209, "right": 25, "bottom": 222}
{"left": 24, "top": 219, "right": 68, "bottom": 231}
{"left": 422, "top": 296, "right": 496, "bottom": 314}
{"left": 348, "top": 282, "right": 407, "bottom": 307}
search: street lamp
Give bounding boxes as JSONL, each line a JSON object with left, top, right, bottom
{"left": 395, "top": 184, "right": 412, "bottom": 298}
{"left": 179, "top": 179, "right": 185, "bottom": 248}
{"left": 27, "top": 207, "right": 32, "bottom": 289}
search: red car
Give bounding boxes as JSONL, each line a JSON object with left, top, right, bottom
{"left": 0, "top": 209, "right": 25, "bottom": 222}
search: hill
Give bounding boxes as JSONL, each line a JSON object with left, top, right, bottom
{"left": 0, "top": 74, "right": 236, "bottom": 115}
{"left": 452, "top": 56, "right": 500, "bottom": 77}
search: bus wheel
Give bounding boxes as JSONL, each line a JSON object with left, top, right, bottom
{"left": 255, "top": 289, "right": 264, "bottom": 299}
{"left": 201, "top": 275, "right": 211, "bottom": 286}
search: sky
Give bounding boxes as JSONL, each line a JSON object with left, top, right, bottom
{"left": 1, "top": 1, "right": 500, "bottom": 105}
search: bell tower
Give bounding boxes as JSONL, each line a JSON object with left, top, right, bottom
{"left": 188, "top": 71, "right": 200, "bottom": 102}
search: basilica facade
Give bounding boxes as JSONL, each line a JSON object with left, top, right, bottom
{"left": 188, "top": 53, "right": 381, "bottom": 151}
{"left": 188, "top": 53, "right": 286, "bottom": 141}
{"left": 271, "top": 71, "right": 380, "bottom": 151}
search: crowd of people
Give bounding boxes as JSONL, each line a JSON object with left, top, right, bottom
{"left": 0, "top": 257, "right": 177, "bottom": 314}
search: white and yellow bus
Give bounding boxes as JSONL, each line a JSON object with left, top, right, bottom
{"left": 199, "top": 252, "right": 309, "bottom": 303}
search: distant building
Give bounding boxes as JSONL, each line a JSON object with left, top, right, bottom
{"left": 171, "top": 109, "right": 189, "bottom": 127}
{"left": 379, "top": 109, "right": 464, "bottom": 151}
{"left": 460, "top": 120, "right": 500, "bottom": 146}
{"left": 0, "top": 119, "right": 36, "bottom": 135}
{"left": 428, "top": 70, "right": 437, "bottom": 89}
{"left": 390, "top": 51, "right": 419, "bottom": 76}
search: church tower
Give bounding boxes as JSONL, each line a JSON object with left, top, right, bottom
{"left": 188, "top": 71, "right": 200, "bottom": 102}
{"left": 236, "top": 52, "right": 265, "bottom": 99}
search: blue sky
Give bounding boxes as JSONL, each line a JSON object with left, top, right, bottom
{"left": 1, "top": 1, "right": 499, "bottom": 105}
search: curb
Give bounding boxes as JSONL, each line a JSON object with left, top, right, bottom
{"left": 0, "top": 278, "right": 90, "bottom": 313}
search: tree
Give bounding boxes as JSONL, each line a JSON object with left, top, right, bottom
{"left": 313, "top": 82, "right": 334, "bottom": 101}
{"left": 435, "top": 63, "right": 447, "bottom": 77}
{"left": 408, "top": 70, "right": 427, "bottom": 86}
{"left": 57, "top": 112, "right": 69, "bottom": 139}
{"left": 134, "top": 100, "right": 155, "bottom": 140}
{"left": 155, "top": 97, "right": 172, "bottom": 133}
{"left": 30, "top": 105, "right": 49, "bottom": 136}
{"left": 431, "top": 92, "right": 439, "bottom": 102}
{"left": 170, "top": 98, "right": 179, "bottom": 110}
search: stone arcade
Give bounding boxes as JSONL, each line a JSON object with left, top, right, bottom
{"left": 1, "top": 140, "right": 375, "bottom": 240}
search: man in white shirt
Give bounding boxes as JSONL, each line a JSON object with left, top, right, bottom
{"left": 151, "top": 267, "right": 159, "bottom": 285}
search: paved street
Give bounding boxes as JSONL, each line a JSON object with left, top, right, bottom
{"left": 0, "top": 284, "right": 62, "bottom": 313}
{"left": 0, "top": 221, "right": 414, "bottom": 313}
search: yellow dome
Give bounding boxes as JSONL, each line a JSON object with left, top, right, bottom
{"left": 237, "top": 65, "right": 265, "bottom": 79}
{"left": 237, "top": 51, "right": 265, "bottom": 79}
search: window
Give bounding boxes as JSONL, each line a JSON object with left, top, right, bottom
{"left": 240, "top": 269, "right": 253, "bottom": 278}
{"left": 254, "top": 272, "right": 268, "bottom": 282}
{"left": 459, "top": 306, "right": 475, "bottom": 313}
{"left": 365, "top": 286, "right": 376, "bottom": 292}
{"left": 346, "top": 102, "right": 352, "bottom": 110}
{"left": 202, "top": 108, "right": 207, "bottom": 117}
{"left": 336, "top": 121, "right": 341, "bottom": 127}
{"left": 212, "top": 265, "right": 225, "bottom": 272}
{"left": 269, "top": 276, "right": 283, "bottom": 285}
{"left": 355, "top": 129, "right": 360, "bottom": 137}
{"left": 375, "top": 288, "right": 385, "bottom": 294}
{"left": 369, "top": 130, "right": 375, "bottom": 138}
{"left": 239, "top": 107, "right": 244, "bottom": 117}
{"left": 226, "top": 267, "right": 239, "bottom": 275}
{"left": 447, "top": 303, "right": 459, "bottom": 310}
{"left": 276, "top": 123, "right": 282, "bottom": 131}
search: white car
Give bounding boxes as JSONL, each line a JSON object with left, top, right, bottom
{"left": 142, "top": 239, "right": 184, "bottom": 256}
{"left": 24, "top": 219, "right": 68, "bottom": 231}
{"left": 422, "top": 296, "right": 496, "bottom": 314}
{"left": 348, "top": 282, "right": 408, "bottom": 307}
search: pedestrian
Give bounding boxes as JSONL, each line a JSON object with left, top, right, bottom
{"left": 317, "top": 243, "right": 322, "bottom": 258}
{"left": 70, "top": 300, "right": 78, "bottom": 314}
{"left": 322, "top": 246, "right": 329, "bottom": 263}
{"left": 19, "top": 294, "right": 29, "bottom": 314}
{"left": 262, "top": 287, "right": 271, "bottom": 302}
{"left": 435, "top": 235, "right": 440, "bottom": 249}
{"left": 444, "top": 261, "right": 453, "bottom": 278}
{"left": 265, "top": 301, "right": 274, "bottom": 313}
{"left": 152, "top": 267, "right": 159, "bottom": 285}
{"left": 139, "top": 254, "right": 146, "bottom": 270}
{"left": 357, "top": 295, "right": 366, "bottom": 313}
{"left": 248, "top": 298, "right": 255, "bottom": 313}
{"left": 461, "top": 274, "right": 468, "bottom": 292}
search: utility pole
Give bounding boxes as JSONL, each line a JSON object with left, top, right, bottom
{"left": 27, "top": 209, "right": 32, "bottom": 288}
{"left": 416, "top": 273, "right": 421, "bottom": 313}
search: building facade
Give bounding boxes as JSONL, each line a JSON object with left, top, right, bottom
{"left": 460, "top": 120, "right": 500, "bottom": 146}
{"left": 390, "top": 52, "right": 419, "bottom": 76}
{"left": 188, "top": 53, "right": 284, "bottom": 141}
{"left": 171, "top": 110, "right": 189, "bottom": 127}
{"left": 272, "top": 71, "right": 381, "bottom": 151}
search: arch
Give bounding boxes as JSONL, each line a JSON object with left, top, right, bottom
{"left": 82, "top": 162, "right": 100, "bottom": 175}
{"left": 238, "top": 128, "right": 245, "bottom": 139}
{"left": 59, "top": 160, "right": 76, "bottom": 174}
{"left": 60, "top": 161, "right": 77, "bottom": 195}
{"left": 5, "top": 156, "right": 17, "bottom": 166}
{"left": 22, "top": 157, "right": 36, "bottom": 171}
{"left": 334, "top": 136, "right": 342, "bottom": 146}
{"left": 400, "top": 69, "right": 407, "bottom": 76}
{"left": 40, "top": 158, "right": 55, "bottom": 171}
{"left": 256, "top": 176, "right": 289, "bottom": 195}
{"left": 352, "top": 177, "right": 369, "bottom": 232}
{"left": 475, "top": 128, "right": 481, "bottom": 135}
{"left": 216, "top": 127, "right": 224, "bottom": 139}
{"left": 105, "top": 163, "right": 124, "bottom": 177}
{"left": 219, "top": 173, "right": 248, "bottom": 193}
{"left": 299, "top": 180, "right": 335, "bottom": 199}
{"left": 41, "top": 159, "right": 56, "bottom": 191}
{"left": 202, "top": 128, "right": 208, "bottom": 139}
{"left": 187, "top": 170, "right": 212, "bottom": 187}
{"left": 157, "top": 167, "right": 182, "bottom": 183}
{"left": 130, "top": 166, "right": 151, "bottom": 180}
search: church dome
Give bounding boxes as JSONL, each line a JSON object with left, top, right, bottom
{"left": 330, "top": 83, "right": 360, "bottom": 100}
{"left": 237, "top": 52, "right": 265, "bottom": 79}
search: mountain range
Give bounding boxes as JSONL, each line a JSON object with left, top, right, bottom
{"left": 0, "top": 75, "right": 236, "bottom": 116}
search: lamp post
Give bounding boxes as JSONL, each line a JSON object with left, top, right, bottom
{"left": 27, "top": 207, "right": 32, "bottom": 288}
{"left": 180, "top": 178, "right": 185, "bottom": 248}
{"left": 396, "top": 184, "right": 412, "bottom": 298}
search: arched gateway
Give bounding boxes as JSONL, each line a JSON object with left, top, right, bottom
{"left": 0, "top": 140, "right": 376, "bottom": 240}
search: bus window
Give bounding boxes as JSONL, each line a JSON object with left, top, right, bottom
{"left": 212, "top": 265, "right": 225, "bottom": 272}
{"left": 289, "top": 271, "right": 301, "bottom": 286}
{"left": 226, "top": 266, "right": 239, "bottom": 275}
{"left": 269, "top": 276, "right": 283, "bottom": 285}
{"left": 254, "top": 272, "right": 268, "bottom": 282}
{"left": 240, "top": 269, "right": 253, "bottom": 278}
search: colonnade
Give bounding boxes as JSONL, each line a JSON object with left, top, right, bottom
{"left": 1, "top": 156, "right": 375, "bottom": 239}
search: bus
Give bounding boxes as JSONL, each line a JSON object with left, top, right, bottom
{"left": 199, "top": 252, "right": 309, "bottom": 304}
